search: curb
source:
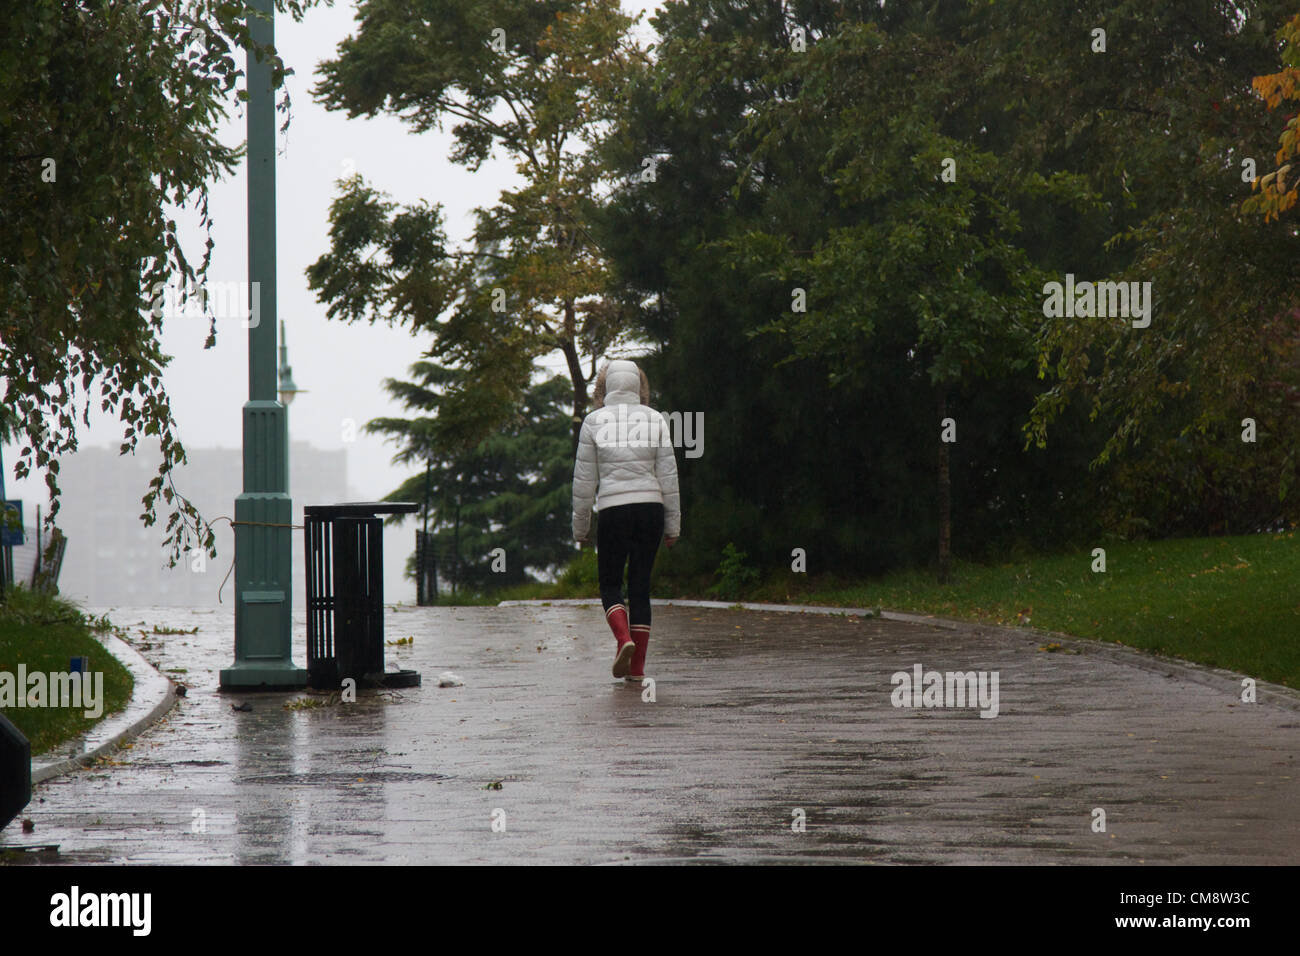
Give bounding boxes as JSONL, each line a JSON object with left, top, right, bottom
{"left": 978, "top": 620, "right": 1300, "bottom": 714}
{"left": 31, "top": 629, "right": 179, "bottom": 785}
{"left": 881, "top": 605, "right": 1300, "bottom": 714}
{"left": 500, "top": 597, "right": 1300, "bottom": 714}
{"left": 500, "top": 597, "right": 960, "bottom": 630}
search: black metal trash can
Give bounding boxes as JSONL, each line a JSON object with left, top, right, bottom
{"left": 304, "top": 502, "right": 420, "bottom": 689}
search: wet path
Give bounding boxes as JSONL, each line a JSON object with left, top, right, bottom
{"left": 11, "top": 603, "right": 1300, "bottom": 864}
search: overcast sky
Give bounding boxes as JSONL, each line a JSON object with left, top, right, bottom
{"left": 5, "top": 1, "right": 666, "bottom": 574}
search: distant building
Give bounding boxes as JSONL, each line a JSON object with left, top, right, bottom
{"left": 49, "top": 441, "right": 356, "bottom": 607}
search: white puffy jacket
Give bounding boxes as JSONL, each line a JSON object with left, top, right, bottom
{"left": 572, "top": 360, "right": 681, "bottom": 541}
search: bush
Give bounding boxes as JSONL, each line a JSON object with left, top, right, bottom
{"left": 554, "top": 547, "right": 599, "bottom": 597}
{"left": 706, "top": 542, "right": 760, "bottom": 600}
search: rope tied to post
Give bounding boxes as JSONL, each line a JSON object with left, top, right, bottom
{"left": 208, "top": 515, "right": 305, "bottom": 604}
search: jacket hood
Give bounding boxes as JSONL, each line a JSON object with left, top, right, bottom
{"left": 594, "top": 359, "right": 649, "bottom": 407}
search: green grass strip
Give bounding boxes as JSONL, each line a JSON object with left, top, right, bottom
{"left": 0, "top": 587, "right": 133, "bottom": 756}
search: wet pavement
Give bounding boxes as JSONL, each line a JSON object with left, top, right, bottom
{"left": 30, "top": 629, "right": 175, "bottom": 784}
{"left": 7, "top": 602, "right": 1300, "bottom": 864}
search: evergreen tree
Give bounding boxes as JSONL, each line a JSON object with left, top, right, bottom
{"left": 369, "top": 362, "right": 574, "bottom": 594}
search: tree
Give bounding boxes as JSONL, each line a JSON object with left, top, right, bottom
{"left": 1239, "top": 13, "right": 1300, "bottom": 223}
{"left": 368, "top": 361, "right": 575, "bottom": 593}
{"left": 308, "top": 0, "right": 646, "bottom": 451}
{"left": 999, "top": 0, "right": 1300, "bottom": 535}
{"left": 0, "top": 0, "right": 322, "bottom": 565}
{"left": 594, "top": 0, "right": 1106, "bottom": 581}
{"left": 597, "top": 0, "right": 1300, "bottom": 586}
{"left": 714, "top": 21, "right": 1090, "bottom": 581}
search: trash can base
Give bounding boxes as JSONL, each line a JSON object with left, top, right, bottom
{"left": 360, "top": 669, "right": 421, "bottom": 689}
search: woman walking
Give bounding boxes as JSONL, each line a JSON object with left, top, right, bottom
{"left": 572, "top": 359, "right": 681, "bottom": 681}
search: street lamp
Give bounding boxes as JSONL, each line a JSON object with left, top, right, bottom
{"left": 220, "top": 0, "right": 306, "bottom": 691}
{"left": 277, "top": 319, "right": 307, "bottom": 406}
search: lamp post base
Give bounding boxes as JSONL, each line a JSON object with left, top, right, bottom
{"left": 225, "top": 400, "right": 300, "bottom": 692}
{"left": 219, "top": 661, "right": 308, "bottom": 691}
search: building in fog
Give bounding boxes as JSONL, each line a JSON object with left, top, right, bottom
{"left": 50, "top": 441, "right": 355, "bottom": 607}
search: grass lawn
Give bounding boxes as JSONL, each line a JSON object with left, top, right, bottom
{"left": 0, "top": 586, "right": 133, "bottom": 756}
{"left": 728, "top": 532, "right": 1299, "bottom": 690}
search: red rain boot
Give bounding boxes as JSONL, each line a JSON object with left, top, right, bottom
{"left": 626, "top": 624, "right": 650, "bottom": 682}
{"left": 606, "top": 604, "right": 635, "bottom": 677}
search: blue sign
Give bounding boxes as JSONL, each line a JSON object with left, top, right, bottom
{"left": 1, "top": 500, "right": 23, "bottom": 547}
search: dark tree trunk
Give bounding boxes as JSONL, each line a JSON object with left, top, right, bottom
{"left": 560, "top": 299, "right": 588, "bottom": 451}
{"left": 937, "top": 387, "right": 952, "bottom": 585}
{"left": 418, "top": 460, "right": 436, "bottom": 606}
{"left": 452, "top": 500, "right": 461, "bottom": 597}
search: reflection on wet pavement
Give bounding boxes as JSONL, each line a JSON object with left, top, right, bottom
{"left": 8, "top": 603, "right": 1299, "bottom": 864}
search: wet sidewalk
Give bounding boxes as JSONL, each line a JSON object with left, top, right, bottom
{"left": 11, "top": 602, "right": 1300, "bottom": 864}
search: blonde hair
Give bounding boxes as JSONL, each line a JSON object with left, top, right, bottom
{"left": 591, "top": 361, "right": 650, "bottom": 408}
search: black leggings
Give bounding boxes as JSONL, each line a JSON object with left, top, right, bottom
{"left": 597, "top": 502, "right": 664, "bottom": 627}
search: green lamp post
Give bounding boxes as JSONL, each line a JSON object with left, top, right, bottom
{"left": 220, "top": 0, "right": 306, "bottom": 690}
